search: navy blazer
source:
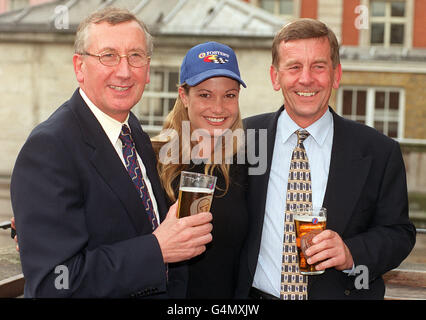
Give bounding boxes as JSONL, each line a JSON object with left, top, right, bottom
{"left": 11, "top": 89, "right": 185, "bottom": 298}
{"left": 237, "top": 106, "right": 416, "bottom": 299}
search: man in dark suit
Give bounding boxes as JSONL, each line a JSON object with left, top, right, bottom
{"left": 10, "top": 8, "right": 212, "bottom": 298}
{"left": 238, "top": 19, "right": 416, "bottom": 299}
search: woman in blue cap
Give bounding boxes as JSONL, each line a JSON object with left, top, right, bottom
{"left": 152, "top": 41, "right": 248, "bottom": 298}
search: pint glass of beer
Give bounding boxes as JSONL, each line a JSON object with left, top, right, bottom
{"left": 177, "top": 171, "right": 217, "bottom": 218}
{"left": 294, "top": 207, "right": 327, "bottom": 275}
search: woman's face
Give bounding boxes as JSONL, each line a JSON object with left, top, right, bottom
{"left": 179, "top": 76, "right": 240, "bottom": 137}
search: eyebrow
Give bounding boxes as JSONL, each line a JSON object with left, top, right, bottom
{"left": 284, "top": 58, "right": 328, "bottom": 66}
{"left": 196, "top": 87, "right": 239, "bottom": 92}
{"left": 97, "top": 47, "right": 146, "bottom": 53}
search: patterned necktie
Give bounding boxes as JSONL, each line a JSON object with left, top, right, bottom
{"left": 119, "top": 124, "right": 158, "bottom": 230}
{"left": 280, "top": 129, "right": 311, "bottom": 300}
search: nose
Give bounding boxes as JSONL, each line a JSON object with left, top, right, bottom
{"left": 211, "top": 97, "right": 224, "bottom": 114}
{"left": 298, "top": 67, "right": 314, "bottom": 86}
{"left": 114, "top": 56, "right": 131, "bottom": 79}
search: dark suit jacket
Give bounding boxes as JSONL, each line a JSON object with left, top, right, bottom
{"left": 237, "top": 106, "right": 416, "bottom": 299}
{"left": 10, "top": 89, "right": 185, "bottom": 298}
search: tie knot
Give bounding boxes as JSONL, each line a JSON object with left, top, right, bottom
{"left": 296, "top": 130, "right": 310, "bottom": 145}
{"left": 120, "top": 124, "right": 133, "bottom": 146}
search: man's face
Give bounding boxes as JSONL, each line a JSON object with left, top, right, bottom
{"left": 270, "top": 37, "right": 342, "bottom": 128}
{"left": 73, "top": 21, "right": 150, "bottom": 122}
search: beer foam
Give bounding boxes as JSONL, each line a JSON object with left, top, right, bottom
{"left": 293, "top": 214, "right": 326, "bottom": 222}
{"left": 179, "top": 186, "right": 214, "bottom": 194}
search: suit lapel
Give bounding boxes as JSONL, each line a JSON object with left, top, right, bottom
{"left": 249, "top": 107, "right": 283, "bottom": 225}
{"left": 323, "top": 109, "right": 372, "bottom": 235}
{"left": 69, "top": 89, "right": 150, "bottom": 235}
{"left": 246, "top": 106, "right": 284, "bottom": 276}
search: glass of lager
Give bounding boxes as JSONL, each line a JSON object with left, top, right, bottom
{"left": 177, "top": 171, "right": 217, "bottom": 218}
{"left": 293, "top": 207, "right": 327, "bottom": 275}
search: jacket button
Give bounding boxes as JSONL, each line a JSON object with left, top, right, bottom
{"left": 344, "top": 290, "right": 351, "bottom": 296}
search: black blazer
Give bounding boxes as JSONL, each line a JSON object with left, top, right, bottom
{"left": 237, "top": 106, "right": 416, "bottom": 299}
{"left": 11, "top": 89, "right": 185, "bottom": 298}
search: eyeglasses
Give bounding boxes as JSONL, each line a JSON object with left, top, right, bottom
{"left": 80, "top": 51, "right": 150, "bottom": 68}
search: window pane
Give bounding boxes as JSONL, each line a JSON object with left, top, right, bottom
{"left": 375, "top": 91, "right": 385, "bottom": 109}
{"left": 168, "top": 98, "right": 175, "bottom": 112}
{"left": 374, "top": 121, "right": 384, "bottom": 134}
{"left": 389, "top": 92, "right": 400, "bottom": 110}
{"left": 279, "top": 0, "right": 293, "bottom": 15}
{"left": 154, "top": 118, "right": 164, "bottom": 126}
{"left": 391, "top": 2, "right": 405, "bottom": 17}
{"left": 388, "top": 121, "right": 398, "bottom": 138}
{"left": 371, "top": 1, "right": 386, "bottom": 16}
{"left": 390, "top": 24, "right": 404, "bottom": 44}
{"left": 168, "top": 72, "right": 179, "bottom": 92}
{"left": 154, "top": 98, "right": 164, "bottom": 116}
{"left": 371, "top": 23, "right": 385, "bottom": 44}
{"left": 342, "top": 90, "right": 353, "bottom": 115}
{"left": 138, "top": 98, "right": 151, "bottom": 125}
{"left": 260, "top": 0, "right": 274, "bottom": 13}
{"left": 150, "top": 71, "right": 164, "bottom": 91}
{"left": 356, "top": 90, "right": 367, "bottom": 116}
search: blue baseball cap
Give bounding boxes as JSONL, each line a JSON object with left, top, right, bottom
{"left": 180, "top": 41, "right": 246, "bottom": 88}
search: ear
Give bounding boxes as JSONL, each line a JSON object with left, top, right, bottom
{"left": 332, "top": 63, "right": 342, "bottom": 89}
{"left": 145, "top": 62, "right": 151, "bottom": 84}
{"left": 270, "top": 65, "right": 281, "bottom": 91}
{"left": 73, "top": 54, "right": 84, "bottom": 84}
{"left": 178, "top": 86, "right": 189, "bottom": 108}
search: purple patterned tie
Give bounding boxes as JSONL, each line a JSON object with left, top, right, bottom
{"left": 119, "top": 124, "right": 158, "bottom": 230}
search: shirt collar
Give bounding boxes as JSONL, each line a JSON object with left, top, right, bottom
{"left": 79, "top": 88, "right": 130, "bottom": 146}
{"left": 278, "top": 108, "right": 333, "bottom": 146}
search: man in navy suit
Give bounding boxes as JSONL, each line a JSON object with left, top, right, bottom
{"left": 238, "top": 19, "right": 416, "bottom": 299}
{"left": 10, "top": 7, "right": 212, "bottom": 298}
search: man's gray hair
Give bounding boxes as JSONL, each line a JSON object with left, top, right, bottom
{"left": 74, "top": 7, "right": 153, "bottom": 56}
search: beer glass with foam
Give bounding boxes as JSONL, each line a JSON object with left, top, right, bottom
{"left": 177, "top": 171, "right": 217, "bottom": 218}
{"left": 294, "top": 207, "right": 327, "bottom": 275}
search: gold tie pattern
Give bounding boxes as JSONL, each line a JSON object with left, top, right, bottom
{"left": 280, "top": 130, "right": 311, "bottom": 300}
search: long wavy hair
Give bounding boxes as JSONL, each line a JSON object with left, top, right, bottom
{"left": 152, "top": 84, "right": 244, "bottom": 202}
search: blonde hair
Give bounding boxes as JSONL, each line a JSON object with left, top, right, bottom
{"left": 152, "top": 85, "right": 243, "bottom": 202}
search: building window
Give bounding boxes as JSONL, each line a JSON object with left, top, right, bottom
{"left": 257, "top": 0, "right": 299, "bottom": 17}
{"left": 337, "top": 86, "right": 404, "bottom": 139}
{"left": 369, "top": 0, "right": 407, "bottom": 47}
{"left": 8, "top": 0, "right": 29, "bottom": 11}
{"left": 132, "top": 68, "right": 179, "bottom": 134}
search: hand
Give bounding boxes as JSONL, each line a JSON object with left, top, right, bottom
{"left": 11, "top": 217, "right": 19, "bottom": 252}
{"left": 153, "top": 202, "right": 213, "bottom": 263}
{"left": 304, "top": 229, "right": 353, "bottom": 271}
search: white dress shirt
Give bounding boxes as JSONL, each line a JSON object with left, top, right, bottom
{"left": 252, "top": 109, "right": 334, "bottom": 297}
{"left": 79, "top": 88, "right": 160, "bottom": 223}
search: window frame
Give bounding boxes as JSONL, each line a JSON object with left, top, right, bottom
{"left": 255, "top": 0, "right": 300, "bottom": 19}
{"left": 366, "top": 0, "right": 413, "bottom": 48}
{"left": 132, "top": 67, "right": 179, "bottom": 134}
{"left": 336, "top": 86, "right": 405, "bottom": 139}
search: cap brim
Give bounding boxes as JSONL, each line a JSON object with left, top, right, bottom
{"left": 184, "top": 69, "right": 247, "bottom": 88}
